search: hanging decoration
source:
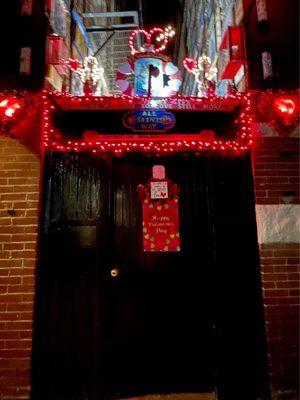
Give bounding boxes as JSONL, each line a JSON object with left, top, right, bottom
{"left": 255, "top": 91, "right": 299, "bottom": 134}
{"left": 0, "top": 93, "right": 26, "bottom": 133}
{"left": 183, "top": 55, "right": 218, "bottom": 96}
{"left": 138, "top": 166, "right": 180, "bottom": 252}
{"left": 66, "top": 56, "right": 109, "bottom": 96}
{"left": 116, "top": 26, "right": 182, "bottom": 97}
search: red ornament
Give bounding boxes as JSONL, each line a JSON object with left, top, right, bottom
{"left": 274, "top": 98, "right": 296, "bottom": 116}
{"left": 273, "top": 96, "right": 299, "bottom": 131}
{"left": 65, "top": 58, "right": 83, "bottom": 72}
{"left": 183, "top": 58, "right": 198, "bottom": 73}
{"left": 0, "top": 97, "right": 23, "bottom": 119}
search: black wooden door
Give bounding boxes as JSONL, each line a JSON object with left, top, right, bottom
{"left": 32, "top": 152, "right": 270, "bottom": 400}
{"left": 102, "top": 156, "right": 215, "bottom": 398}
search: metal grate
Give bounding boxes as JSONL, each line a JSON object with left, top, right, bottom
{"left": 82, "top": 11, "right": 139, "bottom": 94}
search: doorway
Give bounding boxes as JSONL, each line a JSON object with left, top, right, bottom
{"left": 32, "top": 152, "right": 269, "bottom": 400}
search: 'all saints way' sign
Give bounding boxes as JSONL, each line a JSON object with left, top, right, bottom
{"left": 123, "top": 109, "right": 176, "bottom": 132}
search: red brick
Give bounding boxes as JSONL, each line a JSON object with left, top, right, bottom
{"left": 5, "top": 321, "right": 32, "bottom": 331}
{"left": 273, "top": 265, "right": 298, "bottom": 272}
{"left": 0, "top": 331, "right": 20, "bottom": 339}
{"left": 22, "top": 276, "right": 35, "bottom": 285}
{"left": 0, "top": 294, "right": 23, "bottom": 303}
{"left": 7, "top": 303, "right": 33, "bottom": 312}
{"left": 0, "top": 226, "right": 26, "bottom": 234}
{"left": 8, "top": 285, "right": 35, "bottom": 294}
{"left": 5, "top": 339, "right": 32, "bottom": 349}
{"left": 276, "top": 281, "right": 299, "bottom": 288}
{"left": 0, "top": 368, "right": 30, "bottom": 377}
{"left": 0, "top": 251, "right": 11, "bottom": 259}
{"left": 263, "top": 281, "right": 276, "bottom": 289}
{"left": 262, "top": 273, "right": 288, "bottom": 281}
{"left": 9, "top": 250, "right": 36, "bottom": 259}
{"left": 286, "top": 258, "right": 300, "bottom": 264}
{"left": 264, "top": 289, "right": 289, "bottom": 297}
{"left": 289, "top": 289, "right": 300, "bottom": 296}
{"left": 21, "top": 293, "right": 34, "bottom": 302}
{"left": 261, "top": 258, "right": 287, "bottom": 265}
{"left": 3, "top": 243, "right": 24, "bottom": 251}
{"left": 12, "top": 234, "right": 37, "bottom": 242}
{"left": 0, "top": 358, "right": 30, "bottom": 368}
{"left": 0, "top": 277, "right": 22, "bottom": 285}
{"left": 0, "top": 193, "right": 27, "bottom": 201}
{"left": 13, "top": 201, "right": 30, "bottom": 209}
{"left": 19, "top": 330, "right": 32, "bottom": 339}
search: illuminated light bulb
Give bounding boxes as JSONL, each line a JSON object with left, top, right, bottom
{"left": 4, "top": 108, "right": 15, "bottom": 117}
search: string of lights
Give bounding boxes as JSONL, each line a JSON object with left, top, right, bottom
{"left": 41, "top": 90, "right": 253, "bottom": 154}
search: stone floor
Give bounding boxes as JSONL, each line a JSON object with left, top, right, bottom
{"left": 121, "top": 393, "right": 215, "bottom": 400}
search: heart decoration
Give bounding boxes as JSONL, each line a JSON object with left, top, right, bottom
{"left": 66, "top": 58, "right": 83, "bottom": 72}
{"left": 274, "top": 98, "right": 296, "bottom": 116}
{"left": 129, "top": 27, "right": 171, "bottom": 55}
{"left": 183, "top": 58, "right": 198, "bottom": 73}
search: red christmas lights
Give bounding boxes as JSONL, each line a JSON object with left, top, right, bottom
{"left": 129, "top": 26, "right": 175, "bottom": 56}
{"left": 41, "top": 90, "right": 254, "bottom": 154}
{"left": 183, "top": 58, "right": 198, "bottom": 73}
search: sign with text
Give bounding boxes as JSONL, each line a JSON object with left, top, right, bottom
{"left": 123, "top": 109, "right": 176, "bottom": 132}
{"left": 142, "top": 198, "right": 180, "bottom": 252}
{"left": 150, "top": 181, "right": 168, "bottom": 199}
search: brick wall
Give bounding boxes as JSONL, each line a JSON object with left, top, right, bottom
{"left": 0, "top": 137, "right": 40, "bottom": 399}
{"left": 253, "top": 137, "right": 299, "bottom": 204}
{"left": 253, "top": 136, "right": 300, "bottom": 400}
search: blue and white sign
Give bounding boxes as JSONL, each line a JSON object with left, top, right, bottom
{"left": 123, "top": 110, "right": 176, "bottom": 132}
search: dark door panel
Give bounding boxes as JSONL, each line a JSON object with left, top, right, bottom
{"left": 104, "top": 156, "right": 214, "bottom": 398}
{"left": 32, "top": 152, "right": 269, "bottom": 400}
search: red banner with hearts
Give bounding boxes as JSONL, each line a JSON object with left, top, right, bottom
{"left": 142, "top": 197, "right": 180, "bottom": 252}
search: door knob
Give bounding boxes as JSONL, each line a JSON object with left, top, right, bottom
{"left": 110, "top": 267, "right": 120, "bottom": 278}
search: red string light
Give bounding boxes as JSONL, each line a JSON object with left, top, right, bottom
{"left": 129, "top": 27, "right": 175, "bottom": 55}
{"left": 41, "top": 90, "right": 254, "bottom": 155}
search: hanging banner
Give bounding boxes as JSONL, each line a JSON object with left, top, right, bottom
{"left": 142, "top": 198, "right": 180, "bottom": 252}
{"left": 138, "top": 167, "right": 180, "bottom": 252}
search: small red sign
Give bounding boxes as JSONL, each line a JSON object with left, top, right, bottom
{"left": 142, "top": 198, "right": 180, "bottom": 252}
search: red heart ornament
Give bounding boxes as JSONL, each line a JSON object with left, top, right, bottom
{"left": 129, "top": 28, "right": 169, "bottom": 55}
{"left": 183, "top": 58, "right": 198, "bottom": 73}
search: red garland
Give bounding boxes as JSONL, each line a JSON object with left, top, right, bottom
{"left": 1, "top": 89, "right": 297, "bottom": 155}
{"left": 41, "top": 90, "right": 254, "bottom": 154}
